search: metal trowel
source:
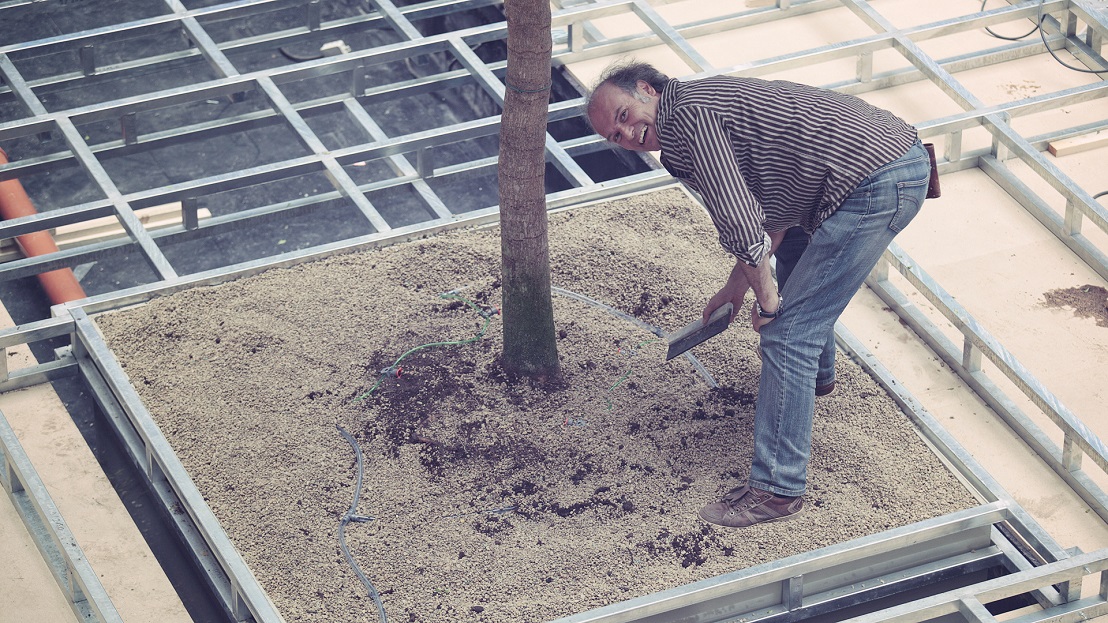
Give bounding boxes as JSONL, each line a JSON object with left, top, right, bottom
{"left": 665, "top": 302, "right": 733, "bottom": 360}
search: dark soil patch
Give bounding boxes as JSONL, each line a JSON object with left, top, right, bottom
{"left": 1043, "top": 284, "right": 1108, "bottom": 327}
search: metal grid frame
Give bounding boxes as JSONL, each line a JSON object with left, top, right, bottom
{"left": 2, "top": 0, "right": 1108, "bottom": 621}
{"left": 1, "top": 1, "right": 1105, "bottom": 288}
{"left": 0, "top": 0, "right": 667, "bottom": 288}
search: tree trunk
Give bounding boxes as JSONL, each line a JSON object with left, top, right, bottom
{"left": 498, "top": 0, "right": 560, "bottom": 378}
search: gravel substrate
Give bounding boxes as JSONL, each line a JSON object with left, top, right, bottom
{"left": 96, "top": 188, "right": 976, "bottom": 623}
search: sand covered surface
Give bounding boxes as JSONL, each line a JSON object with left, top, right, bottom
{"left": 95, "top": 188, "right": 977, "bottom": 622}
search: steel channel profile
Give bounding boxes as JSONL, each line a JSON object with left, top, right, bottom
{"left": 69, "top": 308, "right": 283, "bottom": 623}
{"left": 818, "top": 0, "right": 1108, "bottom": 287}
{"left": 0, "top": 0, "right": 881, "bottom": 182}
{"left": 0, "top": 55, "right": 180, "bottom": 281}
{"left": 0, "top": 87, "right": 594, "bottom": 223}
{"left": 912, "top": 80, "right": 1108, "bottom": 150}
{"left": 0, "top": 0, "right": 501, "bottom": 103}
{"left": 838, "top": 548, "right": 1108, "bottom": 623}
{"left": 0, "top": 0, "right": 1081, "bottom": 276}
{"left": 0, "top": 0, "right": 1084, "bottom": 135}
{"left": 0, "top": 407, "right": 123, "bottom": 623}
{"left": 0, "top": 0, "right": 606, "bottom": 144}
{"left": 547, "top": 503, "right": 1015, "bottom": 623}
{"left": 0, "top": 315, "right": 76, "bottom": 392}
{"left": 553, "top": 0, "right": 840, "bottom": 66}
{"left": 979, "top": 152, "right": 1108, "bottom": 281}
{"left": 444, "top": 37, "right": 594, "bottom": 187}
{"left": 864, "top": 244, "right": 1108, "bottom": 525}
{"left": 73, "top": 339, "right": 256, "bottom": 622}
{"left": 837, "top": 0, "right": 1108, "bottom": 276}
{"left": 707, "top": 0, "right": 1072, "bottom": 81}
{"left": 0, "top": 108, "right": 603, "bottom": 282}
{"left": 40, "top": 171, "right": 670, "bottom": 324}
{"left": 984, "top": 109, "right": 1108, "bottom": 247}
{"left": 835, "top": 320, "right": 1086, "bottom": 609}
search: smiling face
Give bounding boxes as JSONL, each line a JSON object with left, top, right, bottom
{"left": 587, "top": 80, "right": 662, "bottom": 152}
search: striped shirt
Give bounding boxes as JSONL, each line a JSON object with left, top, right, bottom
{"left": 655, "top": 75, "right": 917, "bottom": 266}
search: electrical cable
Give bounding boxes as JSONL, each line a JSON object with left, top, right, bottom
{"left": 1034, "top": 1, "right": 1108, "bottom": 75}
{"left": 1094, "top": 190, "right": 1107, "bottom": 200}
{"left": 981, "top": 0, "right": 1039, "bottom": 40}
{"left": 279, "top": 47, "right": 324, "bottom": 62}
{"left": 982, "top": 0, "right": 1108, "bottom": 75}
{"left": 335, "top": 424, "right": 388, "bottom": 623}
{"left": 351, "top": 292, "right": 498, "bottom": 403}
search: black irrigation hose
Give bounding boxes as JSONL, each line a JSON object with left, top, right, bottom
{"left": 982, "top": 0, "right": 1108, "bottom": 75}
{"left": 336, "top": 424, "right": 388, "bottom": 623}
{"left": 279, "top": 46, "right": 324, "bottom": 62}
{"left": 981, "top": 0, "right": 1039, "bottom": 41}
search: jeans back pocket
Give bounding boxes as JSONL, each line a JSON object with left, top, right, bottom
{"left": 890, "top": 178, "right": 927, "bottom": 233}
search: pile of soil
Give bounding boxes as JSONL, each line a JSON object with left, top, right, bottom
{"left": 1043, "top": 284, "right": 1108, "bottom": 327}
{"left": 96, "top": 188, "right": 975, "bottom": 623}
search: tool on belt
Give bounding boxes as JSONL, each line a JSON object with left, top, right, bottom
{"left": 924, "top": 142, "right": 941, "bottom": 199}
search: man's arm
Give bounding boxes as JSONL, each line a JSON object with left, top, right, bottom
{"left": 737, "top": 258, "right": 780, "bottom": 333}
{"left": 703, "top": 230, "right": 786, "bottom": 325}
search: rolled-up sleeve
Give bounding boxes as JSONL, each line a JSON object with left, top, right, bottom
{"left": 684, "top": 108, "right": 770, "bottom": 266}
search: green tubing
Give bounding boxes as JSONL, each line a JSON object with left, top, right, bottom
{"left": 352, "top": 292, "right": 496, "bottom": 403}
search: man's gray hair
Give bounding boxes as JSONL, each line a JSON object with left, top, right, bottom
{"left": 595, "top": 60, "right": 670, "bottom": 94}
{"left": 583, "top": 60, "right": 671, "bottom": 130}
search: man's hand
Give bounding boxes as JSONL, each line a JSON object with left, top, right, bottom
{"left": 703, "top": 261, "right": 752, "bottom": 324}
{"left": 703, "top": 282, "right": 748, "bottom": 325}
{"left": 707, "top": 230, "right": 787, "bottom": 330}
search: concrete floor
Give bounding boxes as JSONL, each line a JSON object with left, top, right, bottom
{"left": 2, "top": 0, "right": 1107, "bottom": 621}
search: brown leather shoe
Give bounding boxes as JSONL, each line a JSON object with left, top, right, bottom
{"left": 699, "top": 486, "right": 804, "bottom": 528}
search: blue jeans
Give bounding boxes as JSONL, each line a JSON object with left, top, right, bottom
{"left": 749, "top": 139, "right": 930, "bottom": 497}
{"left": 774, "top": 227, "right": 837, "bottom": 390}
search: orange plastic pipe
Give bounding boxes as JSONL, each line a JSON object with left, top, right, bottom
{"left": 0, "top": 148, "right": 86, "bottom": 304}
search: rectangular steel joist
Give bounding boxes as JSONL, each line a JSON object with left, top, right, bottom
{"left": 865, "top": 242, "right": 1108, "bottom": 525}
{"left": 0, "top": 406, "right": 122, "bottom": 623}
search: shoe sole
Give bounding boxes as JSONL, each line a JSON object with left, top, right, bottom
{"left": 699, "top": 506, "right": 805, "bottom": 528}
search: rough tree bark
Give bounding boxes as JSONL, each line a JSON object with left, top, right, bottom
{"left": 497, "top": 0, "right": 560, "bottom": 378}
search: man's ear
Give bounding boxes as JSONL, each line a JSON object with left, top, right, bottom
{"left": 636, "top": 80, "right": 657, "bottom": 97}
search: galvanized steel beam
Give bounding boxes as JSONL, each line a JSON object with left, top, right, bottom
{"left": 0, "top": 408, "right": 123, "bottom": 623}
